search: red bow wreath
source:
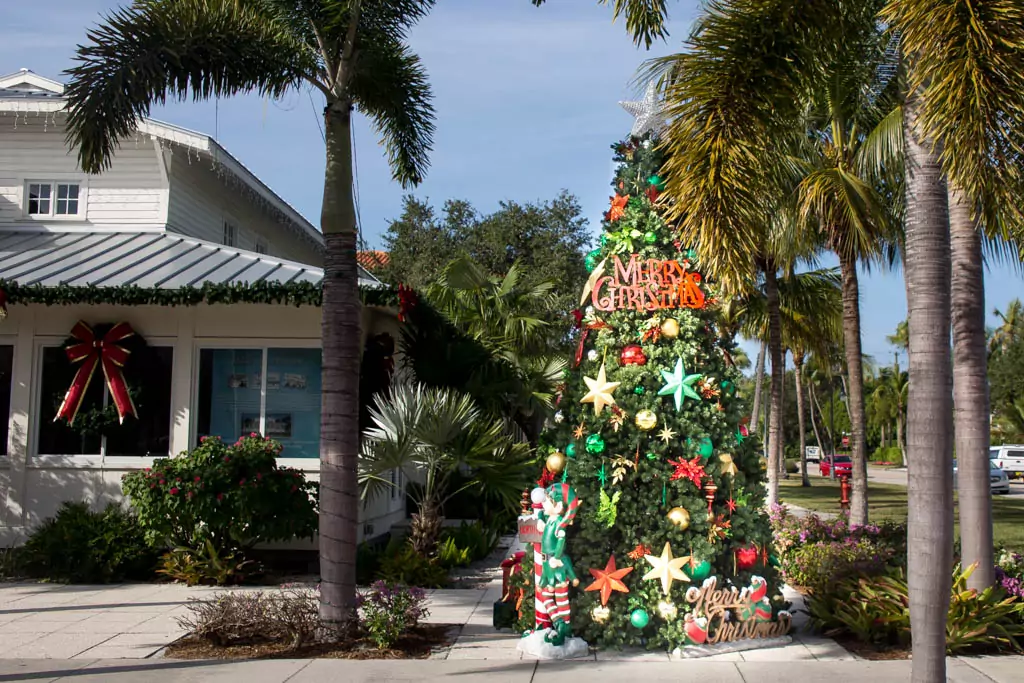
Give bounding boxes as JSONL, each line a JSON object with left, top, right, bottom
{"left": 55, "top": 321, "right": 138, "bottom": 425}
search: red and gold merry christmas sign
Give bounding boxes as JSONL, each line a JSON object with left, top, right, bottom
{"left": 589, "top": 255, "right": 706, "bottom": 312}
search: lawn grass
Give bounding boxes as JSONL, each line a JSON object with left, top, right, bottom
{"left": 778, "top": 477, "right": 1024, "bottom": 551}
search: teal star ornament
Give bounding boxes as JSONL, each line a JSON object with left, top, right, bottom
{"left": 658, "top": 357, "right": 702, "bottom": 411}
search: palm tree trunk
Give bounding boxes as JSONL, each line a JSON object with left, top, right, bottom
{"left": 839, "top": 253, "right": 870, "bottom": 525}
{"left": 764, "top": 268, "right": 784, "bottom": 508}
{"left": 809, "top": 380, "right": 825, "bottom": 455}
{"left": 903, "top": 87, "right": 954, "bottom": 683}
{"left": 319, "top": 101, "right": 361, "bottom": 627}
{"left": 949, "top": 184, "right": 994, "bottom": 590}
{"left": 795, "top": 357, "right": 809, "bottom": 487}
{"left": 811, "top": 381, "right": 833, "bottom": 454}
{"left": 778, "top": 360, "right": 787, "bottom": 479}
{"left": 897, "top": 406, "right": 907, "bottom": 467}
{"left": 751, "top": 340, "right": 767, "bottom": 428}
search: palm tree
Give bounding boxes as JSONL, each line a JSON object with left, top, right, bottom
{"left": 791, "top": 54, "right": 903, "bottom": 524}
{"left": 872, "top": 362, "right": 909, "bottom": 465}
{"left": 991, "top": 300, "right": 1024, "bottom": 355}
{"left": 887, "top": 319, "right": 909, "bottom": 353}
{"left": 886, "top": 0, "right": 1024, "bottom": 601}
{"left": 63, "top": 0, "right": 437, "bottom": 627}
{"left": 359, "top": 384, "right": 532, "bottom": 554}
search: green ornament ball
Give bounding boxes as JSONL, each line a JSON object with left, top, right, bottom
{"left": 630, "top": 608, "right": 650, "bottom": 629}
{"left": 721, "top": 380, "right": 735, "bottom": 396}
{"left": 566, "top": 443, "right": 577, "bottom": 459}
{"left": 634, "top": 385, "right": 646, "bottom": 395}
{"left": 769, "top": 554, "right": 780, "bottom": 568}
{"left": 585, "top": 433, "right": 606, "bottom": 454}
{"left": 585, "top": 249, "right": 603, "bottom": 272}
{"left": 643, "top": 230, "right": 658, "bottom": 244}
{"left": 645, "top": 452, "right": 658, "bottom": 461}
{"left": 698, "top": 437, "right": 714, "bottom": 459}
{"left": 686, "top": 248, "right": 698, "bottom": 261}
{"left": 689, "top": 560, "right": 712, "bottom": 581}
{"left": 647, "top": 174, "right": 665, "bottom": 191}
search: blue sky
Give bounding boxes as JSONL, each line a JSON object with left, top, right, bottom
{"left": 3, "top": 0, "right": 1021, "bottom": 368}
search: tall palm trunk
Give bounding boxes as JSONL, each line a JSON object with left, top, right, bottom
{"left": 319, "top": 101, "right": 362, "bottom": 627}
{"left": 897, "top": 402, "right": 907, "bottom": 466}
{"left": 778, "top": 360, "right": 787, "bottom": 479}
{"left": 808, "top": 381, "right": 825, "bottom": 454}
{"left": 838, "top": 254, "right": 869, "bottom": 524}
{"left": 949, "top": 185, "right": 993, "bottom": 590}
{"left": 751, "top": 340, "right": 767, "bottom": 428}
{"left": 812, "top": 381, "right": 833, "bottom": 454}
{"left": 903, "top": 89, "right": 954, "bottom": 683}
{"left": 764, "top": 268, "right": 784, "bottom": 508}
{"left": 795, "top": 355, "right": 810, "bottom": 487}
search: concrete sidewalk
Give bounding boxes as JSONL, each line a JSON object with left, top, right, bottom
{"left": 1, "top": 657, "right": 1023, "bottom": 682}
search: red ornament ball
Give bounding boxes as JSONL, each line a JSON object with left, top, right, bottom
{"left": 620, "top": 344, "right": 647, "bottom": 366}
{"left": 736, "top": 545, "right": 759, "bottom": 570}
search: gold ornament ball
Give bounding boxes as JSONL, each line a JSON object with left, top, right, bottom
{"left": 661, "top": 318, "right": 680, "bottom": 338}
{"left": 667, "top": 506, "right": 691, "bottom": 529}
{"left": 635, "top": 409, "right": 658, "bottom": 431}
{"left": 546, "top": 451, "right": 567, "bottom": 474}
{"left": 591, "top": 605, "right": 611, "bottom": 624}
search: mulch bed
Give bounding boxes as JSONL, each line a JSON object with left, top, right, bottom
{"left": 165, "top": 624, "right": 457, "bottom": 660}
{"left": 832, "top": 635, "right": 910, "bottom": 660}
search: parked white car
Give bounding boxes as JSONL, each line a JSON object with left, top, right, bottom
{"left": 953, "top": 460, "right": 1010, "bottom": 495}
{"left": 990, "top": 445, "right": 1024, "bottom": 480}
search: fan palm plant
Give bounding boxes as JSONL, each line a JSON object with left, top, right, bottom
{"left": 991, "top": 300, "right": 1024, "bottom": 355}
{"left": 873, "top": 362, "right": 909, "bottom": 465}
{"left": 62, "top": 0, "right": 437, "bottom": 625}
{"left": 359, "top": 383, "right": 532, "bottom": 555}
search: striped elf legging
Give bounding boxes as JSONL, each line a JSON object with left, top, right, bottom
{"left": 540, "top": 583, "right": 571, "bottom": 626}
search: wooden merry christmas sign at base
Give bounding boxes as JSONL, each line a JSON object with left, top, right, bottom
{"left": 587, "top": 255, "right": 706, "bottom": 312}
{"left": 680, "top": 576, "right": 792, "bottom": 646}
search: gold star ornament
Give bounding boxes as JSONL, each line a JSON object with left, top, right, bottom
{"left": 642, "top": 542, "right": 691, "bottom": 596}
{"left": 657, "top": 427, "right": 677, "bottom": 444}
{"left": 580, "top": 362, "right": 621, "bottom": 416}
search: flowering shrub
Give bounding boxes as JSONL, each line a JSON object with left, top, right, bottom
{"left": 122, "top": 435, "right": 317, "bottom": 582}
{"left": 996, "top": 550, "right": 1024, "bottom": 599}
{"left": 357, "top": 581, "right": 430, "bottom": 650}
{"left": 770, "top": 504, "right": 905, "bottom": 592}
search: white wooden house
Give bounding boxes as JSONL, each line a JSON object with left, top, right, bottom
{"left": 0, "top": 69, "right": 405, "bottom": 546}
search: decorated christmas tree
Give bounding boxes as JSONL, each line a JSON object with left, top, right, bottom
{"left": 529, "top": 110, "right": 789, "bottom": 652}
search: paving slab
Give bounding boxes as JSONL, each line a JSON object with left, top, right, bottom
{"left": 291, "top": 659, "right": 537, "bottom": 683}
{"left": 738, "top": 641, "right": 816, "bottom": 661}
{"left": 3, "top": 633, "right": 117, "bottom": 660}
{"left": 73, "top": 633, "right": 182, "bottom": 659}
{"left": 736, "top": 660, "right": 914, "bottom": 682}
{"left": 0, "top": 658, "right": 92, "bottom": 683}
{"left": 535, "top": 660, "right": 745, "bottom": 682}
{"left": 956, "top": 655, "right": 1024, "bottom": 682}
{"left": 58, "top": 659, "right": 312, "bottom": 682}
{"left": 594, "top": 648, "right": 670, "bottom": 661}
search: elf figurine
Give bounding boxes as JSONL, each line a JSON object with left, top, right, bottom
{"left": 536, "top": 482, "right": 581, "bottom": 646}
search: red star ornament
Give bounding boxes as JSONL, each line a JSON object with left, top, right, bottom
{"left": 726, "top": 498, "right": 738, "bottom": 514}
{"left": 667, "top": 456, "right": 706, "bottom": 489}
{"left": 585, "top": 555, "right": 634, "bottom": 606}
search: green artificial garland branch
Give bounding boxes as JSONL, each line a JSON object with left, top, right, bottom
{"left": 0, "top": 280, "right": 400, "bottom": 309}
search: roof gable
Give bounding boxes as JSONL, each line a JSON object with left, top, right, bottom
{"left": 0, "top": 69, "right": 64, "bottom": 95}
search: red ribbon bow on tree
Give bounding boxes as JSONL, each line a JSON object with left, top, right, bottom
{"left": 55, "top": 321, "right": 138, "bottom": 425}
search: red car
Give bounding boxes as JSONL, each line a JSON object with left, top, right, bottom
{"left": 819, "top": 455, "right": 852, "bottom": 477}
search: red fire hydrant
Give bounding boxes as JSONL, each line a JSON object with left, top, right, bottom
{"left": 839, "top": 474, "right": 851, "bottom": 514}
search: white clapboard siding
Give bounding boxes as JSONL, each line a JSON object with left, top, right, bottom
{"left": 166, "top": 152, "right": 322, "bottom": 265}
{"left": 0, "top": 116, "right": 165, "bottom": 225}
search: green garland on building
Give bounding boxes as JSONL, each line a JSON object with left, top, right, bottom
{"left": 0, "top": 280, "right": 400, "bottom": 309}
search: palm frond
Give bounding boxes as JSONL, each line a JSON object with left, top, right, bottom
{"left": 532, "top": 0, "right": 670, "bottom": 48}
{"left": 65, "top": 0, "right": 316, "bottom": 173}
{"left": 351, "top": 39, "right": 435, "bottom": 187}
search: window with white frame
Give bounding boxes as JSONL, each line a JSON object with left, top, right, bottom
{"left": 26, "top": 181, "right": 82, "bottom": 217}
{"left": 196, "top": 347, "right": 321, "bottom": 458}
{"left": 36, "top": 344, "right": 173, "bottom": 457}
{"left": 222, "top": 221, "right": 237, "bottom": 247}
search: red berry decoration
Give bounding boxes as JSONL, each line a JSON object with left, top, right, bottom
{"left": 736, "top": 545, "right": 759, "bottom": 570}
{"left": 620, "top": 344, "right": 647, "bottom": 366}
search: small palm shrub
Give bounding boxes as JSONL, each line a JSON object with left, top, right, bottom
{"left": 19, "top": 502, "right": 159, "bottom": 583}
{"left": 122, "top": 434, "right": 317, "bottom": 584}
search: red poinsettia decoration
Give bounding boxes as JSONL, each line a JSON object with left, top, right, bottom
{"left": 667, "top": 456, "right": 706, "bottom": 489}
{"left": 627, "top": 543, "right": 652, "bottom": 561}
{"left": 606, "top": 194, "right": 629, "bottom": 222}
{"left": 736, "top": 545, "right": 759, "bottom": 570}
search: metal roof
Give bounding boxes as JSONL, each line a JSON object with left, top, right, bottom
{"left": 0, "top": 231, "right": 381, "bottom": 290}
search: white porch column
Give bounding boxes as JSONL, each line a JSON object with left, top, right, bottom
{"left": 4, "top": 307, "right": 35, "bottom": 536}
{"left": 169, "top": 308, "right": 196, "bottom": 456}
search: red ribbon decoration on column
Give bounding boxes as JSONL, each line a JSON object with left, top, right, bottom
{"left": 55, "top": 321, "right": 138, "bottom": 425}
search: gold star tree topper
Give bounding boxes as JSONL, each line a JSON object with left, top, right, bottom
{"left": 642, "top": 542, "right": 691, "bottom": 595}
{"left": 580, "top": 362, "right": 621, "bottom": 416}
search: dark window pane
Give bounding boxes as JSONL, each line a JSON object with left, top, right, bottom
{"left": 37, "top": 347, "right": 102, "bottom": 455}
{"left": 0, "top": 346, "right": 12, "bottom": 455}
{"left": 196, "top": 348, "right": 263, "bottom": 445}
{"left": 105, "top": 347, "right": 173, "bottom": 456}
